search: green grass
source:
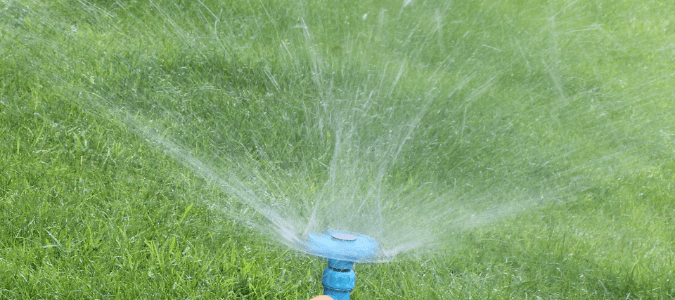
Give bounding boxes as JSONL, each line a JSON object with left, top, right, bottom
{"left": 2, "top": 0, "right": 675, "bottom": 299}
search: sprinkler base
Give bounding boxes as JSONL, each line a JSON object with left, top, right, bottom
{"left": 322, "top": 259, "right": 356, "bottom": 300}
{"left": 306, "top": 230, "right": 378, "bottom": 300}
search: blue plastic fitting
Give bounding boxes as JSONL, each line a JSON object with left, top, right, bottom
{"left": 322, "top": 259, "right": 356, "bottom": 300}
{"left": 306, "top": 230, "right": 378, "bottom": 300}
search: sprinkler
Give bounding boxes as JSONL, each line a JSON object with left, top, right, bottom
{"left": 306, "top": 230, "right": 379, "bottom": 300}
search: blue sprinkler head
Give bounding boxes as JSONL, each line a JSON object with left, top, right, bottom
{"left": 306, "top": 230, "right": 379, "bottom": 300}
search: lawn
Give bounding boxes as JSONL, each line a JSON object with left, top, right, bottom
{"left": 1, "top": 0, "right": 674, "bottom": 299}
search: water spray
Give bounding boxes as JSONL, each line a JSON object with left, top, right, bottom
{"left": 306, "top": 230, "right": 379, "bottom": 300}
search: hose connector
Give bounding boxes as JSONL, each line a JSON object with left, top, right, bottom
{"left": 322, "top": 258, "right": 356, "bottom": 300}
{"left": 306, "top": 230, "right": 378, "bottom": 300}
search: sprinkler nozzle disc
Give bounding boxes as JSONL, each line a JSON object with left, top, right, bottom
{"left": 331, "top": 233, "right": 357, "bottom": 241}
{"left": 306, "top": 230, "right": 379, "bottom": 262}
